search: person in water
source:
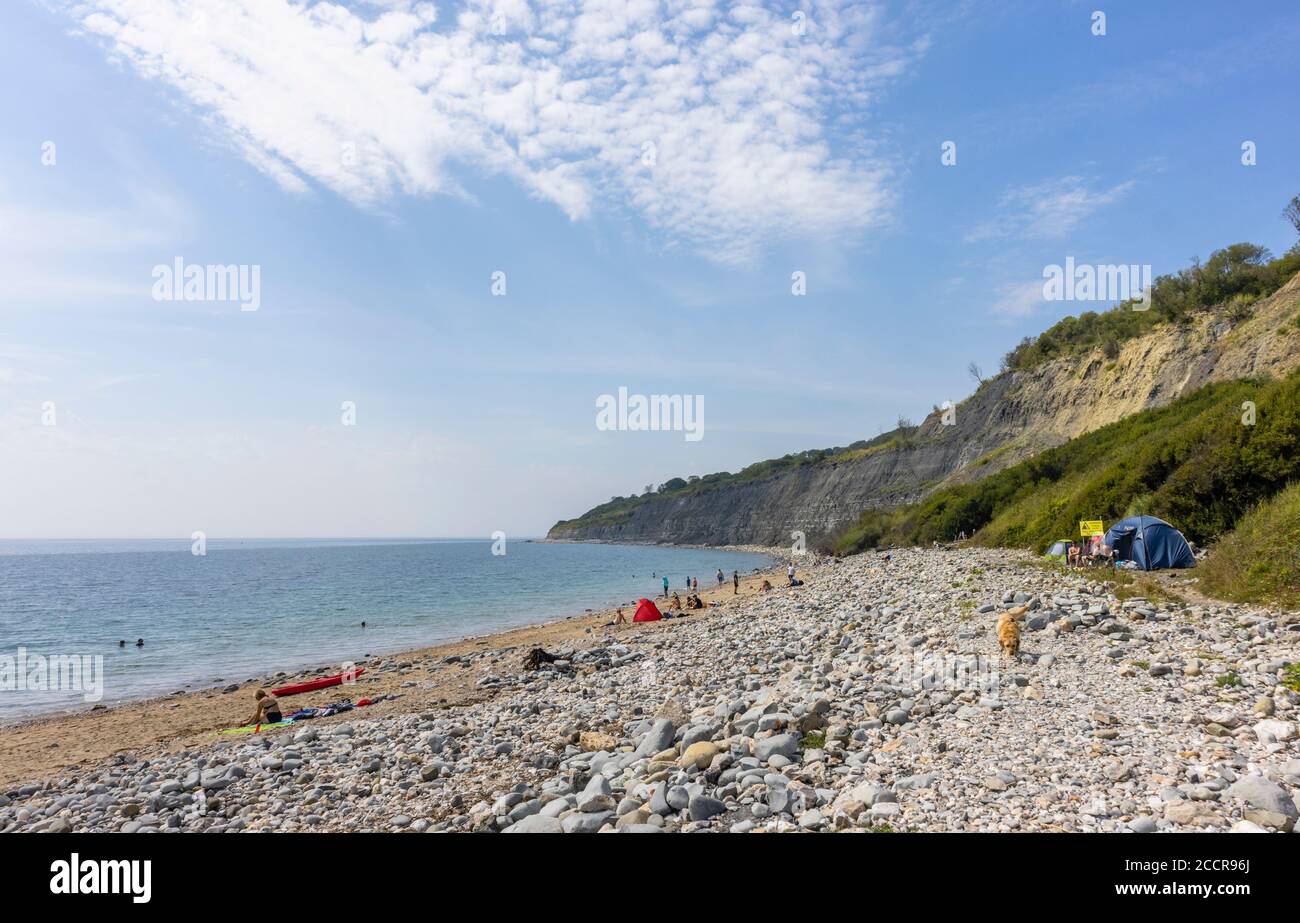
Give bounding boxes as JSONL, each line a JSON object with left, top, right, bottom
{"left": 247, "top": 689, "right": 283, "bottom": 725}
{"left": 136, "top": 638, "right": 144, "bottom": 647}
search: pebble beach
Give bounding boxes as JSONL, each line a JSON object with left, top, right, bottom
{"left": 4, "top": 547, "right": 1298, "bottom": 834}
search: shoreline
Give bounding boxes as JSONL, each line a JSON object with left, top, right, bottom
{"left": 0, "top": 541, "right": 781, "bottom": 727}
{"left": 0, "top": 549, "right": 796, "bottom": 789}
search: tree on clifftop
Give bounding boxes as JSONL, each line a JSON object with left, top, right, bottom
{"left": 1285, "top": 194, "right": 1300, "bottom": 237}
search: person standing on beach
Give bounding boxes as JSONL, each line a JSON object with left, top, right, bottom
{"left": 733, "top": 570, "right": 739, "bottom": 594}
{"left": 692, "top": 577, "right": 698, "bottom": 592}
{"left": 663, "top": 575, "right": 669, "bottom": 597}
{"left": 787, "top": 562, "right": 795, "bottom": 582}
{"left": 716, "top": 568, "right": 724, "bottom": 585}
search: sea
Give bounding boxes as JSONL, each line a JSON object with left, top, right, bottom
{"left": 0, "top": 538, "right": 773, "bottom": 721}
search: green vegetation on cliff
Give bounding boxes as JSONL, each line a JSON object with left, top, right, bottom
{"left": 549, "top": 429, "right": 906, "bottom": 535}
{"left": 1002, "top": 243, "right": 1300, "bottom": 372}
{"left": 828, "top": 371, "right": 1299, "bottom": 550}
{"left": 827, "top": 370, "right": 1300, "bottom": 606}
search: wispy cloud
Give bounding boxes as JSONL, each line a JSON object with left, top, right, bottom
{"left": 58, "top": 0, "right": 929, "bottom": 264}
{"left": 989, "top": 278, "right": 1045, "bottom": 320}
{"left": 966, "top": 175, "right": 1136, "bottom": 243}
{"left": 0, "top": 185, "right": 190, "bottom": 304}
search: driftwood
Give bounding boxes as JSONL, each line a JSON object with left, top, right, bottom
{"left": 523, "top": 648, "right": 560, "bottom": 671}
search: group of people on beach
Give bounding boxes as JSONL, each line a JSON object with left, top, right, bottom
{"left": 663, "top": 569, "right": 741, "bottom": 599}
{"left": 1068, "top": 537, "right": 1115, "bottom": 567}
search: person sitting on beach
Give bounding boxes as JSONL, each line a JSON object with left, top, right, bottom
{"left": 760, "top": 579, "right": 773, "bottom": 593}
{"left": 615, "top": 606, "right": 628, "bottom": 625}
{"left": 1067, "top": 542, "right": 1081, "bottom": 567}
{"left": 672, "top": 592, "right": 683, "bottom": 611}
{"left": 247, "top": 689, "right": 283, "bottom": 725}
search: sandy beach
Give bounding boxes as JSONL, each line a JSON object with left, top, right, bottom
{"left": 0, "top": 555, "right": 789, "bottom": 790}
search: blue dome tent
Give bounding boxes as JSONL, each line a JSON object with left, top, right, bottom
{"left": 1103, "top": 515, "right": 1196, "bottom": 570}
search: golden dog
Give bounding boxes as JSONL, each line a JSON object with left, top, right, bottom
{"left": 997, "top": 605, "right": 1029, "bottom": 657}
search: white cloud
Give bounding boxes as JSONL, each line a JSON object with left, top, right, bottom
{"left": 990, "top": 278, "right": 1046, "bottom": 319}
{"left": 58, "top": 0, "right": 926, "bottom": 263}
{"left": 966, "top": 175, "right": 1136, "bottom": 243}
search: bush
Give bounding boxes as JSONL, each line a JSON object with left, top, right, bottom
{"left": 1198, "top": 480, "right": 1300, "bottom": 609}
{"left": 1002, "top": 243, "right": 1300, "bottom": 373}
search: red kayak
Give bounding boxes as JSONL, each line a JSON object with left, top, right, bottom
{"left": 271, "top": 667, "right": 364, "bottom": 697}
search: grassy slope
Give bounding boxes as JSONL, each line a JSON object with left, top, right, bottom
{"left": 1197, "top": 481, "right": 1300, "bottom": 608}
{"left": 828, "top": 370, "right": 1300, "bottom": 601}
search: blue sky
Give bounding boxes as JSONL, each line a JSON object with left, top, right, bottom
{"left": 1, "top": 0, "right": 1297, "bottom": 538}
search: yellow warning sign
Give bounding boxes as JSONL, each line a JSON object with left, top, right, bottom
{"left": 1080, "top": 520, "right": 1104, "bottom": 537}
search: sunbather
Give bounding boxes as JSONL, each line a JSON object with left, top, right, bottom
{"left": 247, "top": 689, "right": 283, "bottom": 725}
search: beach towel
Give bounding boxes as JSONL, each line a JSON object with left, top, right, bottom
{"left": 220, "top": 721, "right": 292, "bottom": 735}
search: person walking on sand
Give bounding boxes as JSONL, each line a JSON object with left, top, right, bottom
{"left": 733, "top": 570, "right": 739, "bottom": 594}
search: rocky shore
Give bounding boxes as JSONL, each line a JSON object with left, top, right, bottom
{"left": 4, "top": 547, "right": 1297, "bottom": 833}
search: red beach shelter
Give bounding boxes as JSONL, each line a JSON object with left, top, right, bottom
{"left": 632, "top": 598, "right": 662, "bottom": 622}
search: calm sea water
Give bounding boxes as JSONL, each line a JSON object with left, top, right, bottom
{"left": 0, "top": 539, "right": 772, "bottom": 720}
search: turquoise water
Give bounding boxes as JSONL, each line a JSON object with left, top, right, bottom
{"left": 0, "top": 539, "right": 772, "bottom": 720}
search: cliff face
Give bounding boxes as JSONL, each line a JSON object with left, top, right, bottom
{"left": 549, "top": 274, "right": 1300, "bottom": 547}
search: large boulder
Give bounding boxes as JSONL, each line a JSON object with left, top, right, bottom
{"left": 755, "top": 733, "right": 800, "bottom": 762}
